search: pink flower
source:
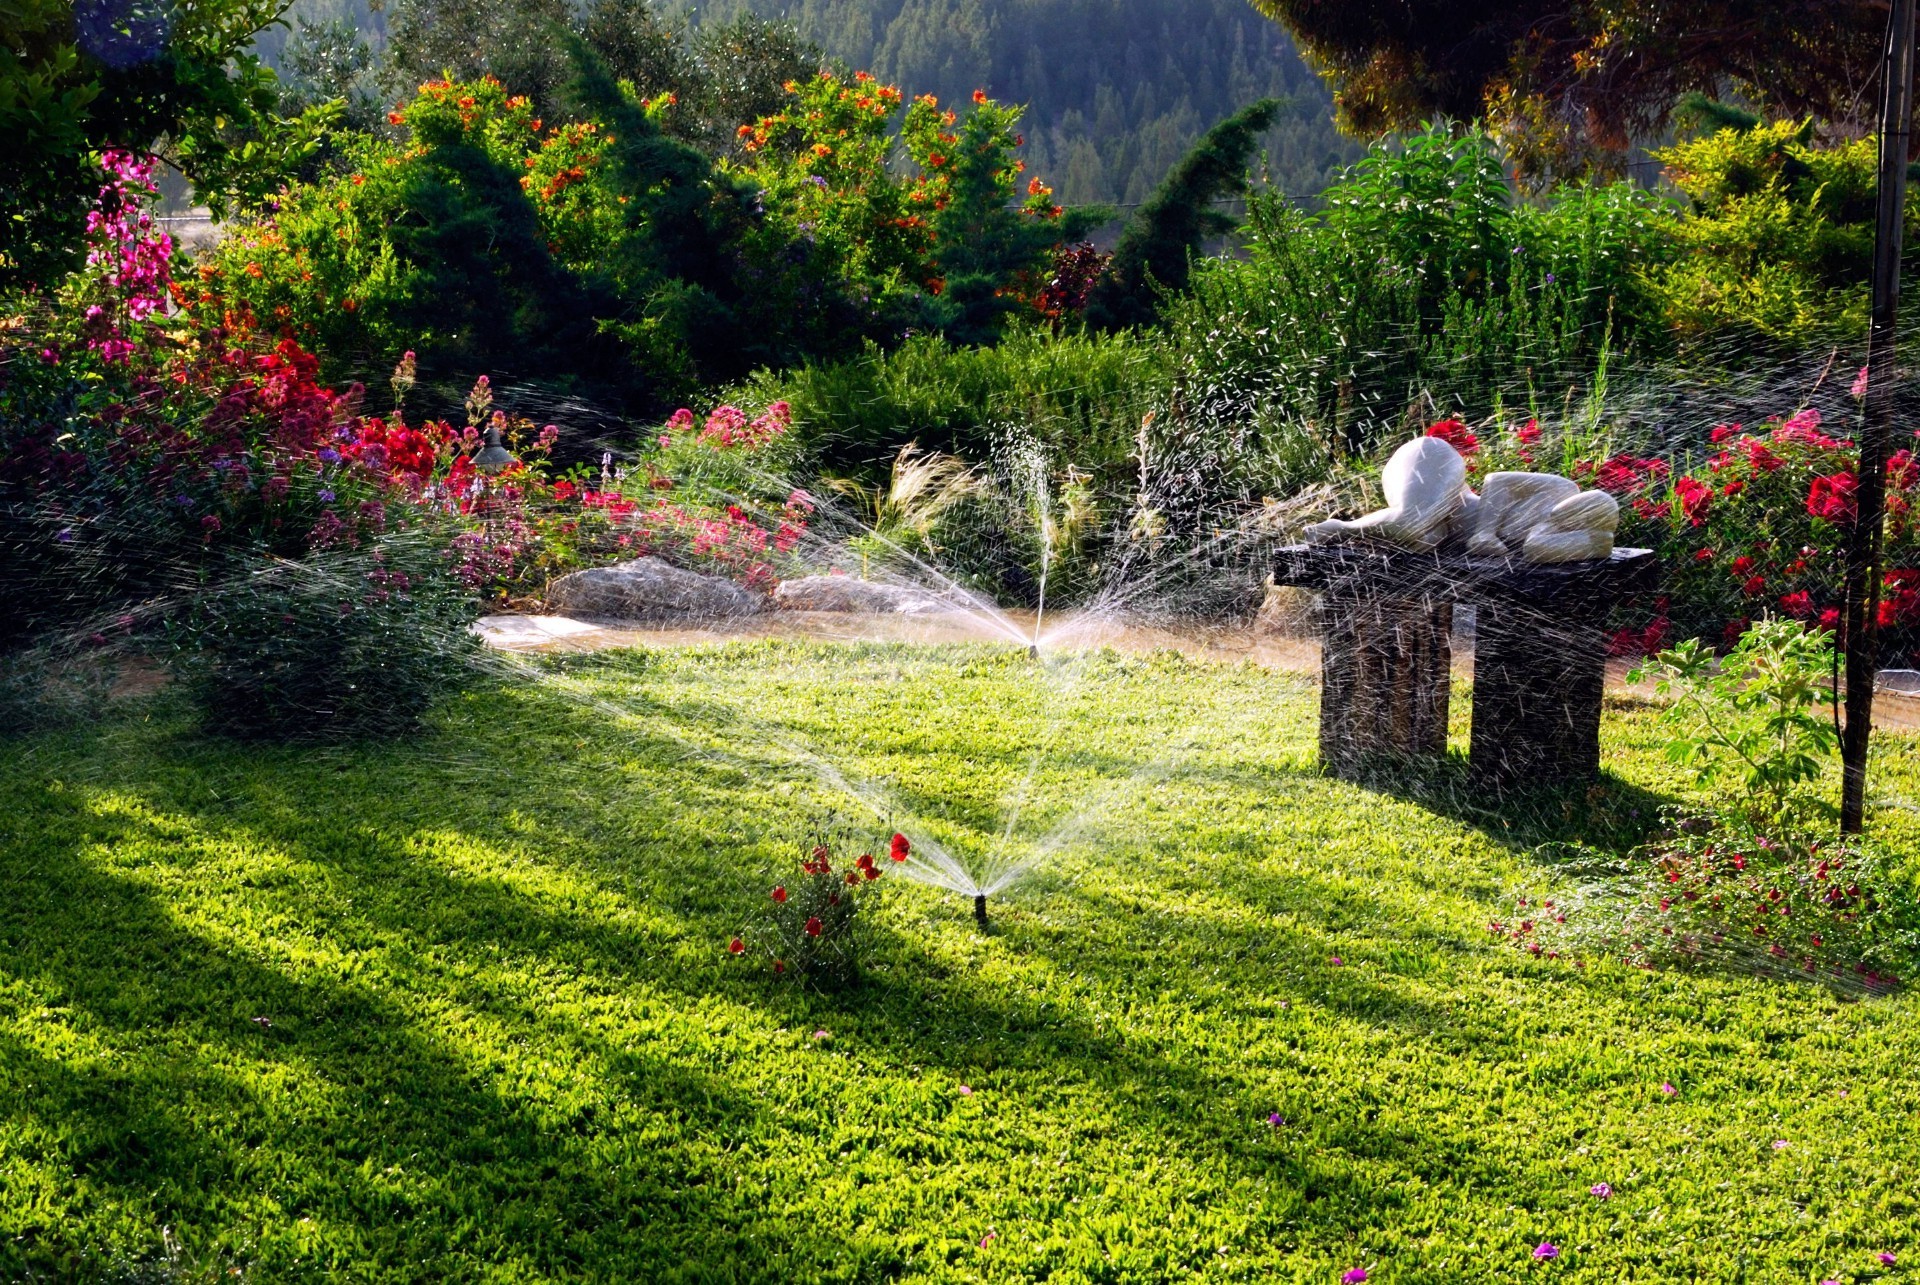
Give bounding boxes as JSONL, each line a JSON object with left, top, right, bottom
{"left": 1534, "top": 1243, "right": 1559, "bottom": 1260}
{"left": 1772, "top": 1139, "right": 1789, "bottom": 1150}
{"left": 1854, "top": 365, "right": 1872, "bottom": 398}
{"left": 811, "top": 1029, "right": 830, "bottom": 1041}
{"left": 958, "top": 1084, "right": 974, "bottom": 1096}
{"left": 1589, "top": 1183, "right": 1612, "bottom": 1199}
{"left": 1659, "top": 1082, "right": 1677, "bottom": 1096}
{"left": 1330, "top": 956, "right": 1344, "bottom": 966}
{"left": 1342, "top": 1270, "right": 1368, "bottom": 1284}
{"left": 1881, "top": 1252, "right": 1898, "bottom": 1266}
{"left": 980, "top": 1231, "right": 996, "bottom": 1248}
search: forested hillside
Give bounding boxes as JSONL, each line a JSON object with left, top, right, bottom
{"left": 260, "top": 0, "right": 1361, "bottom": 206}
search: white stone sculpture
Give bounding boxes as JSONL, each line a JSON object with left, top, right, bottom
{"left": 1306, "top": 439, "right": 1619, "bottom": 563}
{"left": 1520, "top": 490, "right": 1619, "bottom": 564}
{"left": 1304, "top": 436, "right": 1466, "bottom": 552}
{"left": 1466, "top": 471, "right": 1580, "bottom": 558}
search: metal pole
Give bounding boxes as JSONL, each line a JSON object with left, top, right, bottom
{"left": 1842, "top": 0, "right": 1917, "bottom": 833}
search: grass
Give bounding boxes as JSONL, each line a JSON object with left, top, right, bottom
{"left": 3, "top": 640, "right": 1920, "bottom": 1283}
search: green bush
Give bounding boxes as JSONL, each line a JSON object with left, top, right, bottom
{"left": 1168, "top": 123, "right": 1678, "bottom": 461}
{"left": 738, "top": 327, "right": 1173, "bottom": 477}
{"left": 1645, "top": 119, "right": 1920, "bottom": 347}
{"left": 167, "top": 532, "right": 481, "bottom": 741}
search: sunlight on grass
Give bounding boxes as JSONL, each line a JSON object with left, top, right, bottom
{"left": 2, "top": 641, "right": 1918, "bottom": 1281}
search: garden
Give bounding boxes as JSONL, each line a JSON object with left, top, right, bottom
{"left": 6, "top": 0, "right": 1920, "bottom": 1280}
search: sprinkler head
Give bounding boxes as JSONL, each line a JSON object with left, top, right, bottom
{"left": 974, "top": 893, "right": 989, "bottom": 927}
{"left": 1028, "top": 644, "right": 1039, "bottom": 660}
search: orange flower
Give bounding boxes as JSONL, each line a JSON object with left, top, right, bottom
{"left": 972, "top": 89, "right": 987, "bottom": 104}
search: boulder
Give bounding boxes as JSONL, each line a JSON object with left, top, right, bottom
{"left": 772, "top": 575, "right": 963, "bottom": 614}
{"left": 546, "top": 557, "right": 764, "bottom": 620}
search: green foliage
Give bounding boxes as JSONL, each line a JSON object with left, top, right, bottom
{"left": 3, "top": 645, "right": 1920, "bottom": 1277}
{"left": 1630, "top": 618, "right": 1840, "bottom": 836}
{"left": 166, "top": 531, "right": 481, "bottom": 741}
{"left": 1169, "top": 123, "right": 1677, "bottom": 459}
{"left": 0, "top": 0, "right": 284, "bottom": 288}
{"left": 383, "top": 0, "right": 822, "bottom": 155}
{"left": 1645, "top": 120, "right": 1917, "bottom": 347}
{"left": 737, "top": 326, "right": 1172, "bottom": 475}
{"left": 743, "top": 831, "right": 896, "bottom": 985}
{"left": 1083, "top": 97, "right": 1280, "bottom": 331}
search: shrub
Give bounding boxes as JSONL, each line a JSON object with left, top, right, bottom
{"left": 1645, "top": 120, "right": 1920, "bottom": 348}
{"left": 167, "top": 530, "right": 481, "bottom": 740}
{"left": 1169, "top": 123, "right": 1677, "bottom": 461}
{"left": 733, "top": 830, "right": 904, "bottom": 985}
{"left": 1602, "top": 619, "right": 1920, "bottom": 983}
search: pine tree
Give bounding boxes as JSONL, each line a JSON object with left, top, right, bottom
{"left": 1083, "top": 97, "right": 1280, "bottom": 331}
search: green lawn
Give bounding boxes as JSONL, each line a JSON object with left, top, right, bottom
{"left": 4, "top": 641, "right": 1920, "bottom": 1283}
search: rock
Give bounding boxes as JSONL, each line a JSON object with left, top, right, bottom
{"left": 1305, "top": 436, "right": 1468, "bottom": 552}
{"left": 772, "top": 575, "right": 963, "bottom": 614}
{"left": 546, "top": 557, "right": 764, "bottom": 620}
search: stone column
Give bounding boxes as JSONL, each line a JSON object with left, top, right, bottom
{"left": 1318, "top": 591, "right": 1453, "bottom": 779}
{"left": 1468, "top": 596, "right": 1607, "bottom": 795}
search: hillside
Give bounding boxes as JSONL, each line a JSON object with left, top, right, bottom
{"left": 262, "top": 0, "right": 1362, "bottom": 207}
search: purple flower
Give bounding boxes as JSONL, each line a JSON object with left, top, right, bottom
{"left": 317, "top": 490, "right": 336, "bottom": 503}
{"left": 1881, "top": 1252, "right": 1898, "bottom": 1265}
{"left": 1534, "top": 1242, "right": 1559, "bottom": 1260}
{"left": 1589, "top": 1183, "right": 1612, "bottom": 1199}
{"left": 317, "top": 447, "right": 341, "bottom": 464}
{"left": 1330, "top": 956, "right": 1344, "bottom": 966}
{"left": 1771, "top": 1139, "right": 1788, "bottom": 1151}
{"left": 1268, "top": 1112, "right": 1285, "bottom": 1127}
{"left": 1341, "top": 1270, "right": 1368, "bottom": 1284}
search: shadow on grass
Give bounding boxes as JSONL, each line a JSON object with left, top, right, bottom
{"left": 0, "top": 692, "right": 1561, "bottom": 1281}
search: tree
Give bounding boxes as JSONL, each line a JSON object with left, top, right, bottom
{"left": 1083, "top": 98, "right": 1280, "bottom": 330}
{"left": 384, "top": 0, "right": 821, "bottom": 154}
{"left": 0, "top": 0, "right": 285, "bottom": 289}
{"left": 1246, "top": 0, "right": 1889, "bottom": 180}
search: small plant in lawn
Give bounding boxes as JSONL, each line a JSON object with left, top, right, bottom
{"left": 733, "top": 830, "right": 904, "bottom": 985}
{"left": 1611, "top": 618, "right": 1920, "bottom": 982}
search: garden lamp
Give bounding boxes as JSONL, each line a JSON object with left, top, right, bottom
{"left": 473, "top": 420, "right": 516, "bottom": 473}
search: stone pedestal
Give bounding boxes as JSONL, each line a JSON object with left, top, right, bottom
{"left": 1274, "top": 543, "right": 1658, "bottom": 793}
{"left": 1319, "top": 592, "right": 1452, "bottom": 776}
{"left": 1468, "top": 598, "right": 1607, "bottom": 794}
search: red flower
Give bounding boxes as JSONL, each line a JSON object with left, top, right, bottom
{"left": 1694, "top": 547, "right": 1715, "bottom": 563}
{"left": 728, "top": 937, "right": 745, "bottom": 954}
{"left": 1674, "top": 476, "right": 1713, "bottom": 525}
{"left": 1515, "top": 418, "right": 1542, "bottom": 445}
{"left": 804, "top": 917, "right": 823, "bottom": 937}
{"left": 890, "top": 832, "right": 911, "bottom": 861}
{"left": 1709, "top": 423, "right": 1741, "bottom": 444}
{"left": 773, "top": 959, "right": 787, "bottom": 973}
{"left": 856, "top": 852, "right": 875, "bottom": 870}
{"left": 772, "top": 886, "right": 788, "bottom": 903}
{"left": 845, "top": 872, "right": 860, "bottom": 886}
{"left": 1730, "top": 555, "right": 1755, "bottom": 575}
{"left": 1424, "top": 418, "right": 1478, "bottom": 455}
{"left": 1779, "top": 590, "right": 1816, "bottom": 618}
{"left": 1742, "top": 575, "right": 1766, "bottom": 596}
{"left": 1808, "top": 472, "right": 1858, "bottom": 523}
